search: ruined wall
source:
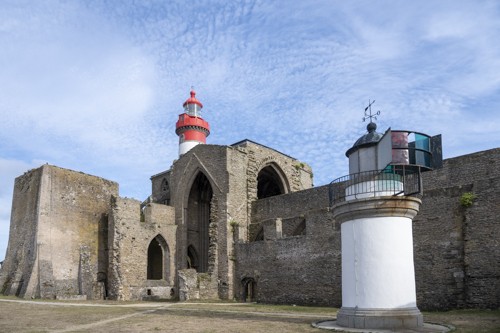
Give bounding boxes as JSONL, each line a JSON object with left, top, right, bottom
{"left": 149, "top": 141, "right": 314, "bottom": 301}
{"left": 0, "top": 167, "right": 43, "bottom": 298}
{"left": 236, "top": 149, "right": 500, "bottom": 310}
{"left": 231, "top": 141, "right": 313, "bottom": 218}
{"left": 0, "top": 165, "right": 118, "bottom": 300}
{"left": 414, "top": 148, "right": 500, "bottom": 310}
{"left": 151, "top": 170, "right": 171, "bottom": 205}
{"left": 166, "top": 144, "right": 230, "bottom": 300}
{"left": 235, "top": 185, "right": 341, "bottom": 306}
{"left": 107, "top": 198, "right": 176, "bottom": 300}
{"left": 226, "top": 142, "right": 314, "bottom": 299}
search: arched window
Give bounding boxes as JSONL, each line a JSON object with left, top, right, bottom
{"left": 186, "top": 172, "right": 213, "bottom": 272}
{"left": 257, "top": 164, "right": 287, "bottom": 199}
{"left": 147, "top": 235, "right": 169, "bottom": 280}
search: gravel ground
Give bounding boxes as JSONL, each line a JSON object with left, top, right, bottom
{"left": 0, "top": 298, "right": 498, "bottom": 333}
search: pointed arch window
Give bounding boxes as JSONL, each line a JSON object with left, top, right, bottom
{"left": 257, "top": 164, "right": 288, "bottom": 199}
{"left": 186, "top": 172, "right": 213, "bottom": 272}
{"left": 147, "top": 235, "right": 169, "bottom": 280}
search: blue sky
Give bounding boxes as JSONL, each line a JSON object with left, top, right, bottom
{"left": 1, "top": 0, "right": 499, "bottom": 260}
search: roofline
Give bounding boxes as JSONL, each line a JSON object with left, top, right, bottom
{"left": 230, "top": 139, "right": 296, "bottom": 160}
{"left": 150, "top": 169, "right": 170, "bottom": 180}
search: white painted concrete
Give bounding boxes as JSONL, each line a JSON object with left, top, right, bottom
{"left": 179, "top": 141, "right": 201, "bottom": 156}
{"left": 341, "top": 216, "right": 417, "bottom": 309}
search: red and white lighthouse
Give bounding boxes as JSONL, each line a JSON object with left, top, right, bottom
{"left": 175, "top": 89, "right": 210, "bottom": 156}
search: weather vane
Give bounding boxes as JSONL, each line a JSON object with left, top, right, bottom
{"left": 363, "top": 99, "right": 381, "bottom": 122}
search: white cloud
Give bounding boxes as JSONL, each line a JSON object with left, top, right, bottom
{"left": 0, "top": 0, "right": 499, "bottom": 259}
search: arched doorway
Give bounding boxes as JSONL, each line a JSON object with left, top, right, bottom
{"left": 187, "top": 172, "right": 213, "bottom": 273}
{"left": 147, "top": 235, "right": 169, "bottom": 280}
{"left": 242, "top": 277, "right": 256, "bottom": 302}
{"left": 257, "top": 164, "right": 287, "bottom": 199}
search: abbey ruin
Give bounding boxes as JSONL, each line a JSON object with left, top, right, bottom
{"left": 0, "top": 92, "right": 499, "bottom": 311}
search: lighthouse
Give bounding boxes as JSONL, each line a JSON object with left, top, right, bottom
{"left": 175, "top": 89, "right": 210, "bottom": 156}
{"left": 327, "top": 103, "right": 442, "bottom": 329}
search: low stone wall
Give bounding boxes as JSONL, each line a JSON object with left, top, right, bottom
{"left": 237, "top": 149, "right": 500, "bottom": 310}
{"left": 236, "top": 204, "right": 341, "bottom": 306}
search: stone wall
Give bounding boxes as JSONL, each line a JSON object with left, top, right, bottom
{"left": 3, "top": 143, "right": 497, "bottom": 310}
{"left": 165, "top": 144, "right": 230, "bottom": 300}
{"left": 0, "top": 165, "right": 118, "bottom": 300}
{"left": 150, "top": 141, "right": 314, "bottom": 301}
{"left": 414, "top": 148, "right": 500, "bottom": 310}
{"left": 108, "top": 198, "right": 177, "bottom": 300}
{"left": 0, "top": 167, "right": 43, "bottom": 298}
{"left": 236, "top": 149, "right": 500, "bottom": 310}
{"left": 235, "top": 185, "right": 341, "bottom": 306}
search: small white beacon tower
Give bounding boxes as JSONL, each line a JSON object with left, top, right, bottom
{"left": 329, "top": 102, "right": 441, "bottom": 329}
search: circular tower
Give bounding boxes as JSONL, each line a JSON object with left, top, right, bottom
{"left": 175, "top": 89, "right": 210, "bottom": 156}
{"left": 331, "top": 120, "right": 425, "bottom": 329}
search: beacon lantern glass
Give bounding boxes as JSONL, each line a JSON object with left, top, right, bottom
{"left": 185, "top": 103, "right": 201, "bottom": 117}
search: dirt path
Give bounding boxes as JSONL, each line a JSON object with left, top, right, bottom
{"left": 49, "top": 308, "right": 160, "bottom": 333}
{"left": 0, "top": 298, "right": 498, "bottom": 332}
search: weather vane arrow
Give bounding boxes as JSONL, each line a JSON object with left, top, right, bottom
{"left": 363, "top": 99, "right": 381, "bottom": 122}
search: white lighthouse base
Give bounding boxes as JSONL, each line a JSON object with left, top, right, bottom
{"left": 337, "top": 307, "right": 423, "bottom": 329}
{"left": 332, "top": 196, "right": 423, "bottom": 330}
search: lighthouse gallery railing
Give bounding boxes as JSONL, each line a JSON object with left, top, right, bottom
{"left": 328, "top": 165, "right": 421, "bottom": 206}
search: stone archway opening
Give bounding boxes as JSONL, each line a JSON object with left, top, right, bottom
{"left": 242, "top": 277, "right": 256, "bottom": 302}
{"left": 187, "top": 172, "right": 213, "bottom": 273}
{"left": 147, "top": 235, "right": 169, "bottom": 280}
{"left": 257, "top": 165, "right": 286, "bottom": 199}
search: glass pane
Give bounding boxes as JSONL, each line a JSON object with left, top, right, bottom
{"left": 415, "top": 133, "right": 430, "bottom": 151}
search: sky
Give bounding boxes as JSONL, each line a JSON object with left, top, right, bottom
{"left": 1, "top": 0, "right": 500, "bottom": 260}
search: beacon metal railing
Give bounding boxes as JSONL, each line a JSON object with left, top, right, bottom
{"left": 328, "top": 166, "right": 421, "bottom": 207}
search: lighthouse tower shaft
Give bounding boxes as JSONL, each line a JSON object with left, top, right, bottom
{"left": 175, "top": 89, "right": 210, "bottom": 156}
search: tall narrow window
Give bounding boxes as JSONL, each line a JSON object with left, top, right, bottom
{"left": 160, "top": 178, "right": 170, "bottom": 205}
{"left": 186, "top": 172, "right": 213, "bottom": 272}
{"left": 147, "top": 235, "right": 169, "bottom": 280}
{"left": 187, "top": 245, "right": 199, "bottom": 270}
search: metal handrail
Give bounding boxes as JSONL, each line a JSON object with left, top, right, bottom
{"left": 328, "top": 165, "right": 421, "bottom": 207}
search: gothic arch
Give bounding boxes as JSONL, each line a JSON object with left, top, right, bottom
{"left": 185, "top": 171, "right": 213, "bottom": 273}
{"left": 147, "top": 234, "right": 170, "bottom": 280}
{"left": 257, "top": 163, "right": 289, "bottom": 199}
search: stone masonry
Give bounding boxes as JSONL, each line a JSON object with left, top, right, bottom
{"left": 0, "top": 165, "right": 118, "bottom": 300}
{"left": 1, "top": 141, "right": 499, "bottom": 311}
